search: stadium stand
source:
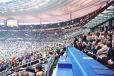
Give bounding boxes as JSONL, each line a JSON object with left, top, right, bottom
{"left": 0, "top": 0, "right": 114, "bottom": 76}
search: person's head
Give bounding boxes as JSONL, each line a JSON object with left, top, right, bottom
{"left": 106, "top": 41, "right": 112, "bottom": 48}
{"left": 35, "top": 64, "right": 43, "bottom": 73}
{"left": 97, "top": 42, "right": 103, "bottom": 49}
{"left": 82, "top": 41, "right": 86, "bottom": 46}
{"left": 12, "top": 72, "right": 19, "bottom": 76}
{"left": 92, "top": 41, "right": 96, "bottom": 45}
{"left": 21, "top": 71, "right": 29, "bottom": 76}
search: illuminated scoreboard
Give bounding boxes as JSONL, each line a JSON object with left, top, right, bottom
{"left": 6, "top": 19, "right": 18, "bottom": 27}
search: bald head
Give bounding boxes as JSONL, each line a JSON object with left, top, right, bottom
{"left": 21, "top": 71, "right": 29, "bottom": 76}
{"left": 12, "top": 72, "right": 19, "bottom": 76}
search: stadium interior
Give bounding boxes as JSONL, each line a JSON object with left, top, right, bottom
{"left": 0, "top": 0, "right": 114, "bottom": 76}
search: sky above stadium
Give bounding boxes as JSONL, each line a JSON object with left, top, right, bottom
{"left": 0, "top": 0, "right": 12, "bottom": 3}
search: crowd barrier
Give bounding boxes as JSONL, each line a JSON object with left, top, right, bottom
{"left": 56, "top": 46, "right": 114, "bottom": 76}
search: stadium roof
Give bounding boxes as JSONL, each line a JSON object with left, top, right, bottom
{"left": 0, "top": 0, "right": 110, "bottom": 24}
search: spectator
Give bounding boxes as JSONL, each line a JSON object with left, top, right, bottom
{"left": 96, "top": 42, "right": 109, "bottom": 59}
{"left": 107, "top": 42, "right": 114, "bottom": 69}
{"left": 34, "top": 64, "right": 44, "bottom": 76}
{"left": 12, "top": 72, "right": 19, "bottom": 76}
{"left": 21, "top": 70, "right": 29, "bottom": 76}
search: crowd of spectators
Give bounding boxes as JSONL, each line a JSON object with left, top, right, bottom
{"left": 0, "top": 31, "right": 61, "bottom": 42}
{"left": 11, "top": 64, "right": 44, "bottom": 76}
{"left": 0, "top": 41, "right": 64, "bottom": 76}
{"left": 74, "top": 24, "right": 114, "bottom": 69}
{"left": 0, "top": 1, "right": 113, "bottom": 76}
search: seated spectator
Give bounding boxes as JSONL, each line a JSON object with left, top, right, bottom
{"left": 21, "top": 70, "right": 29, "bottom": 76}
{"left": 12, "top": 72, "right": 19, "bottom": 76}
{"left": 34, "top": 64, "right": 44, "bottom": 76}
{"left": 107, "top": 42, "right": 114, "bottom": 69}
{"left": 96, "top": 42, "right": 109, "bottom": 59}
